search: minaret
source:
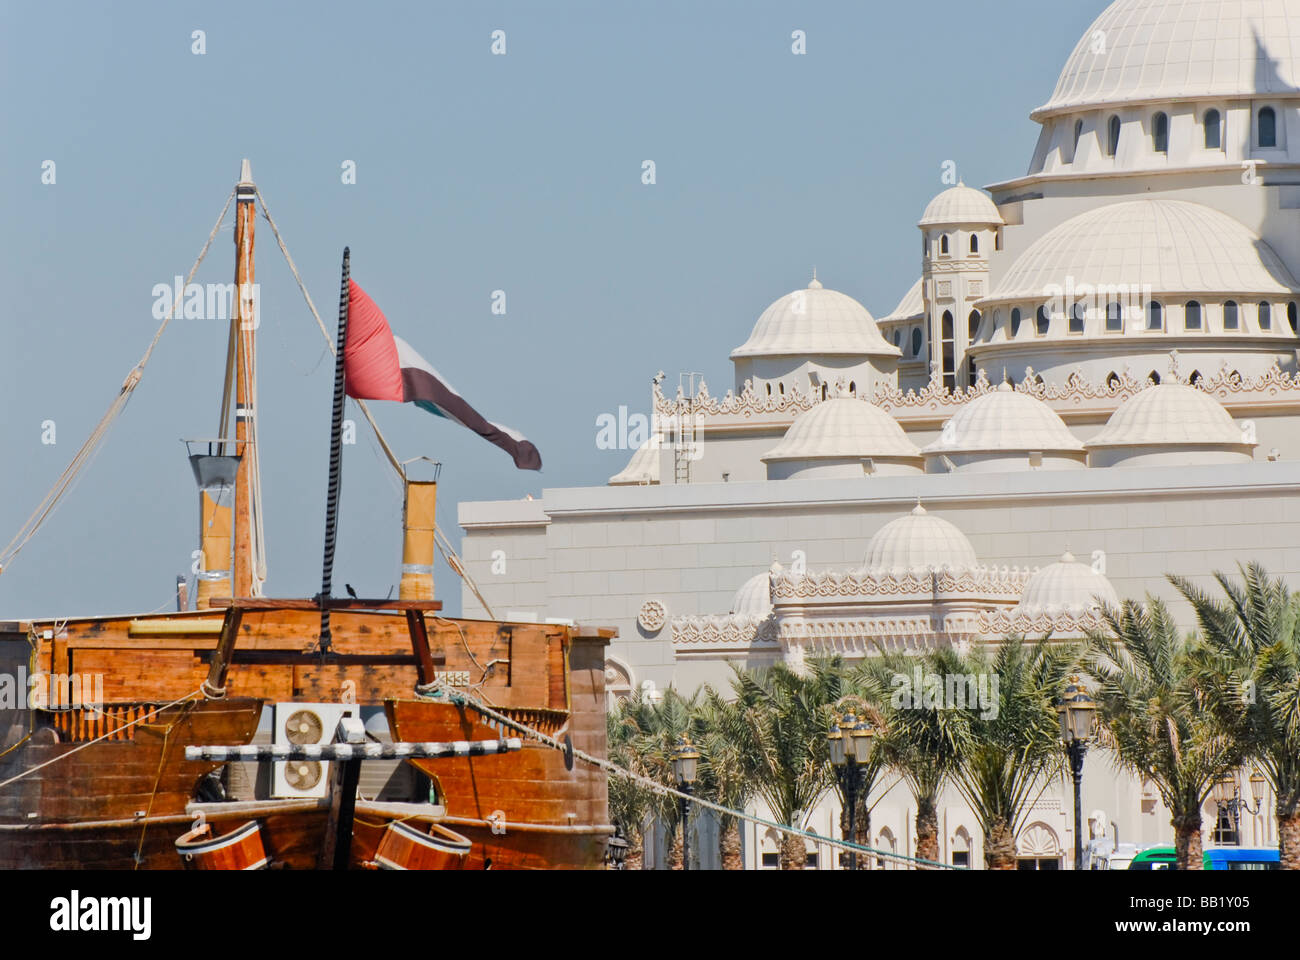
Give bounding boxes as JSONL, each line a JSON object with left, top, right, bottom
{"left": 918, "top": 182, "right": 1004, "bottom": 390}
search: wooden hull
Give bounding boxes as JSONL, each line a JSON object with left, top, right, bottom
{"left": 0, "top": 611, "right": 614, "bottom": 870}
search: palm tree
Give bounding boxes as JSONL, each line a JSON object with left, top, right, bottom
{"left": 856, "top": 649, "right": 965, "bottom": 867}
{"left": 695, "top": 688, "right": 752, "bottom": 870}
{"left": 606, "top": 691, "right": 659, "bottom": 870}
{"left": 1172, "top": 565, "right": 1300, "bottom": 869}
{"left": 728, "top": 659, "right": 846, "bottom": 869}
{"left": 948, "top": 638, "right": 1079, "bottom": 870}
{"left": 1086, "top": 597, "right": 1240, "bottom": 870}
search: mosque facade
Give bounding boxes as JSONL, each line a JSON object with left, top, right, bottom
{"left": 458, "top": 0, "right": 1300, "bottom": 868}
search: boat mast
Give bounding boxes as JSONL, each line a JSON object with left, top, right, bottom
{"left": 233, "top": 160, "right": 259, "bottom": 598}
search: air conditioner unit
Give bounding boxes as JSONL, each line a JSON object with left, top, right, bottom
{"left": 271, "top": 702, "right": 359, "bottom": 799}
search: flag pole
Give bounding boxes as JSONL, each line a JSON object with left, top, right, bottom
{"left": 318, "top": 246, "right": 350, "bottom": 654}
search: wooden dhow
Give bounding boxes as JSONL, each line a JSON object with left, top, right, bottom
{"left": 0, "top": 161, "right": 614, "bottom": 869}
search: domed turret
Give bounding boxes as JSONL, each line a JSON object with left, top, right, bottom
{"left": 922, "top": 382, "right": 1086, "bottom": 474}
{"left": 762, "top": 398, "right": 923, "bottom": 480}
{"left": 730, "top": 570, "right": 773, "bottom": 619}
{"left": 731, "top": 275, "right": 902, "bottom": 400}
{"left": 1086, "top": 383, "right": 1256, "bottom": 468}
{"left": 863, "top": 502, "right": 979, "bottom": 574}
{"left": 919, "top": 183, "right": 1005, "bottom": 228}
{"left": 1015, "top": 552, "right": 1120, "bottom": 618}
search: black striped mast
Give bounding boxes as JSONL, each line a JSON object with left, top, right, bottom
{"left": 317, "top": 247, "right": 350, "bottom": 654}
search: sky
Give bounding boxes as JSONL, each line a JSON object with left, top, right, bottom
{"left": 0, "top": 0, "right": 1104, "bottom": 619}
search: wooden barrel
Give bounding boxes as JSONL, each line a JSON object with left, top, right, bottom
{"left": 175, "top": 820, "right": 269, "bottom": 870}
{"left": 373, "top": 820, "right": 471, "bottom": 870}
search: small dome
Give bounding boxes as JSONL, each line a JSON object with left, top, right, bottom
{"left": 1087, "top": 384, "right": 1252, "bottom": 449}
{"left": 1015, "top": 552, "right": 1120, "bottom": 618}
{"left": 1035, "top": 0, "right": 1300, "bottom": 121}
{"left": 731, "top": 278, "right": 901, "bottom": 360}
{"left": 919, "top": 183, "right": 1004, "bottom": 227}
{"left": 983, "top": 200, "right": 1298, "bottom": 305}
{"left": 864, "top": 503, "right": 979, "bottom": 574}
{"left": 763, "top": 399, "right": 921, "bottom": 463}
{"left": 923, "top": 383, "right": 1084, "bottom": 455}
{"left": 609, "top": 435, "right": 660, "bottom": 486}
{"left": 730, "top": 571, "right": 773, "bottom": 619}
{"left": 880, "top": 277, "right": 924, "bottom": 324}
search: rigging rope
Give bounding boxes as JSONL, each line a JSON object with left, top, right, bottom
{"left": 425, "top": 682, "right": 956, "bottom": 870}
{"left": 0, "top": 190, "right": 236, "bottom": 577}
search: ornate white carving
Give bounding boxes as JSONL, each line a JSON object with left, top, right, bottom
{"left": 670, "top": 614, "right": 779, "bottom": 651}
{"left": 976, "top": 608, "right": 1107, "bottom": 637}
{"left": 771, "top": 566, "right": 1034, "bottom": 603}
{"left": 652, "top": 357, "right": 1300, "bottom": 423}
{"left": 638, "top": 599, "right": 667, "bottom": 633}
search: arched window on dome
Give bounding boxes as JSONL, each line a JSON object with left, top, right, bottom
{"left": 968, "top": 310, "right": 981, "bottom": 341}
{"left": 1259, "top": 301, "right": 1273, "bottom": 330}
{"left": 923, "top": 235, "right": 928, "bottom": 257}
{"left": 1147, "top": 300, "right": 1164, "bottom": 331}
{"left": 820, "top": 383, "right": 828, "bottom": 400}
{"left": 1205, "top": 109, "right": 1222, "bottom": 150}
{"left": 1107, "top": 115, "right": 1121, "bottom": 157}
{"left": 1149, "top": 371, "right": 1162, "bottom": 385}
{"left": 1260, "top": 107, "right": 1278, "bottom": 149}
{"left": 1224, "top": 300, "right": 1239, "bottom": 330}
{"left": 967, "top": 358, "right": 977, "bottom": 388}
{"left": 1069, "top": 301, "right": 1086, "bottom": 335}
{"left": 1289, "top": 301, "right": 1298, "bottom": 334}
{"left": 941, "top": 311, "right": 956, "bottom": 389}
{"left": 778, "top": 382, "right": 785, "bottom": 395}
{"left": 911, "top": 327, "right": 923, "bottom": 357}
{"left": 893, "top": 329, "right": 902, "bottom": 348}
{"left": 766, "top": 383, "right": 772, "bottom": 396}
{"left": 1106, "top": 371, "right": 1121, "bottom": 391}
{"left": 1106, "top": 300, "right": 1124, "bottom": 333}
{"left": 995, "top": 229, "right": 1002, "bottom": 251}
{"left": 1010, "top": 307, "right": 1022, "bottom": 337}
{"left": 1072, "top": 119, "right": 1084, "bottom": 160}
{"left": 1152, "top": 112, "right": 1169, "bottom": 154}
{"left": 1185, "top": 301, "right": 1202, "bottom": 331}
{"left": 1035, "top": 305, "right": 1051, "bottom": 336}
{"left": 849, "top": 381, "right": 857, "bottom": 397}
{"left": 1190, "top": 369, "right": 1204, "bottom": 385}
{"left": 940, "top": 234, "right": 950, "bottom": 256}
{"left": 969, "top": 234, "right": 979, "bottom": 255}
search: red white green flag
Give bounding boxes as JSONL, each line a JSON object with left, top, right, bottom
{"left": 342, "top": 280, "right": 542, "bottom": 470}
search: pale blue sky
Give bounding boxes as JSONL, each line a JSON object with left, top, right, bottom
{"left": 0, "top": 1, "right": 1102, "bottom": 617}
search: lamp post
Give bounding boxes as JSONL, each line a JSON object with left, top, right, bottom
{"left": 1212, "top": 770, "right": 1265, "bottom": 845}
{"left": 828, "top": 712, "right": 874, "bottom": 871}
{"left": 1056, "top": 677, "right": 1097, "bottom": 870}
{"left": 672, "top": 735, "right": 699, "bottom": 871}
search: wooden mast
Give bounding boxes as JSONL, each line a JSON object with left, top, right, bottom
{"left": 232, "top": 160, "right": 258, "bottom": 598}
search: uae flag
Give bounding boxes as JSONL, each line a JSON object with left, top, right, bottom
{"left": 342, "top": 280, "right": 542, "bottom": 470}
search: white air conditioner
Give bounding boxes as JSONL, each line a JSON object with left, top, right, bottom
{"left": 271, "top": 702, "right": 359, "bottom": 799}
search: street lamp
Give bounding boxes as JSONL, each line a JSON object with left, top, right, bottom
{"left": 672, "top": 735, "right": 699, "bottom": 871}
{"left": 1056, "top": 677, "right": 1097, "bottom": 871}
{"left": 1213, "top": 770, "right": 1265, "bottom": 844}
{"left": 828, "top": 712, "right": 874, "bottom": 871}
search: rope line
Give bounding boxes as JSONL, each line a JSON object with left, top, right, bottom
{"left": 0, "top": 191, "right": 235, "bottom": 576}
{"left": 0, "top": 688, "right": 206, "bottom": 791}
{"left": 425, "top": 683, "right": 955, "bottom": 870}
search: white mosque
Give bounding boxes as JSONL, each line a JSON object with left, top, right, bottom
{"left": 459, "top": 0, "right": 1300, "bottom": 868}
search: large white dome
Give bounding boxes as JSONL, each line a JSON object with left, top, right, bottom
{"left": 731, "top": 277, "right": 901, "bottom": 360}
{"left": 1015, "top": 552, "right": 1121, "bottom": 617}
{"left": 982, "top": 200, "right": 1299, "bottom": 304}
{"left": 923, "top": 383, "right": 1084, "bottom": 456}
{"left": 1087, "top": 383, "right": 1252, "bottom": 448}
{"left": 1035, "top": 0, "right": 1300, "bottom": 121}
{"left": 763, "top": 399, "right": 921, "bottom": 463}
{"left": 864, "top": 503, "right": 980, "bottom": 574}
{"left": 919, "top": 183, "right": 1004, "bottom": 227}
